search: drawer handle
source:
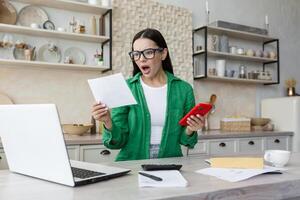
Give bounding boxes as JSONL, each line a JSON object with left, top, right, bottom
{"left": 100, "top": 149, "right": 111, "bottom": 155}
{"left": 219, "top": 142, "right": 226, "bottom": 147}
{"left": 248, "top": 141, "right": 255, "bottom": 145}
{"left": 274, "top": 139, "right": 280, "bottom": 143}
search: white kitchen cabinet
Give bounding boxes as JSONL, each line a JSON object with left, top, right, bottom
{"left": 238, "top": 138, "right": 264, "bottom": 154}
{"left": 66, "top": 145, "right": 80, "bottom": 160}
{"left": 265, "top": 136, "right": 290, "bottom": 151}
{"left": 188, "top": 135, "right": 292, "bottom": 156}
{"left": 209, "top": 139, "right": 236, "bottom": 155}
{"left": 80, "top": 145, "right": 119, "bottom": 164}
{"left": 187, "top": 141, "right": 207, "bottom": 156}
{"left": 0, "top": 148, "right": 8, "bottom": 170}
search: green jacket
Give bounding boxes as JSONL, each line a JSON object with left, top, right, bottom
{"left": 102, "top": 71, "right": 198, "bottom": 161}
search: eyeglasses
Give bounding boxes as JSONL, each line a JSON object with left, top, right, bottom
{"left": 128, "top": 47, "right": 164, "bottom": 61}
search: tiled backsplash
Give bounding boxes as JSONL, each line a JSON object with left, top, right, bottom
{"left": 194, "top": 80, "right": 256, "bottom": 129}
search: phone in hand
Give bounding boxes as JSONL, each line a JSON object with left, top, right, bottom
{"left": 179, "top": 103, "right": 212, "bottom": 126}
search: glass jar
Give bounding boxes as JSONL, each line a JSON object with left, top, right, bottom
{"left": 239, "top": 65, "right": 247, "bottom": 79}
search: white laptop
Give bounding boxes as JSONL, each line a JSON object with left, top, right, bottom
{"left": 0, "top": 104, "right": 130, "bottom": 187}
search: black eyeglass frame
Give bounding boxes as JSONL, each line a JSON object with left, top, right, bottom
{"left": 128, "top": 47, "right": 164, "bottom": 61}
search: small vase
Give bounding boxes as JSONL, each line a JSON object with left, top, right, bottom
{"left": 287, "top": 87, "right": 296, "bottom": 96}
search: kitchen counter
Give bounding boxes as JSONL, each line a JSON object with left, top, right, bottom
{"left": 0, "top": 131, "right": 293, "bottom": 148}
{"left": 1, "top": 153, "right": 300, "bottom": 199}
{"left": 63, "top": 133, "right": 102, "bottom": 145}
{"left": 199, "top": 130, "right": 293, "bottom": 140}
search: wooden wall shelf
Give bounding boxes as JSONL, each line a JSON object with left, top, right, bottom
{"left": 12, "top": 0, "right": 111, "bottom": 15}
{"left": 0, "top": 23, "right": 109, "bottom": 43}
{"left": 0, "top": 59, "right": 108, "bottom": 71}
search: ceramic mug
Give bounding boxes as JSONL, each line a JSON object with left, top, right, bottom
{"left": 225, "top": 69, "right": 235, "bottom": 77}
{"left": 264, "top": 150, "right": 291, "bottom": 167}
{"left": 237, "top": 48, "right": 245, "bottom": 55}
{"left": 255, "top": 50, "right": 263, "bottom": 57}
{"left": 208, "top": 68, "right": 216, "bottom": 76}
{"left": 246, "top": 49, "right": 254, "bottom": 57}
{"left": 263, "top": 51, "right": 269, "bottom": 58}
{"left": 229, "top": 46, "right": 237, "bottom": 54}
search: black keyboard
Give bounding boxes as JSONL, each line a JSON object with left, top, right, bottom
{"left": 71, "top": 167, "right": 105, "bottom": 179}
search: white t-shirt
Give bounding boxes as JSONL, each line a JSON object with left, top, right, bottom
{"left": 140, "top": 78, "right": 167, "bottom": 145}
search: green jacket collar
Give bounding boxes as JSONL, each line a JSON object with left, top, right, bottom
{"left": 129, "top": 71, "right": 180, "bottom": 84}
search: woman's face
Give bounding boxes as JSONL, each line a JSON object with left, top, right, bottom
{"left": 132, "top": 38, "right": 167, "bottom": 79}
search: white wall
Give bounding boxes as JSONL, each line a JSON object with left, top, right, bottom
{"left": 158, "top": 0, "right": 300, "bottom": 115}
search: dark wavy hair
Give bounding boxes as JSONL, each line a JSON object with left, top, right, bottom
{"left": 131, "top": 28, "right": 174, "bottom": 76}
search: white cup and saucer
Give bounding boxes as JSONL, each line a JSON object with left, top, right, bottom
{"left": 264, "top": 150, "right": 291, "bottom": 168}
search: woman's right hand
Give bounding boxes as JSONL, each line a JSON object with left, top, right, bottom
{"left": 92, "top": 102, "right": 112, "bottom": 130}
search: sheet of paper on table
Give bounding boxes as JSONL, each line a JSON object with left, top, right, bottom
{"left": 138, "top": 170, "right": 188, "bottom": 188}
{"left": 196, "top": 165, "right": 286, "bottom": 182}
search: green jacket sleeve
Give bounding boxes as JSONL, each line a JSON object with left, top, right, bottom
{"left": 102, "top": 106, "right": 130, "bottom": 149}
{"left": 179, "top": 86, "right": 198, "bottom": 148}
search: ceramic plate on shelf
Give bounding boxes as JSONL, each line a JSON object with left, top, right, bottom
{"left": 63, "top": 47, "right": 86, "bottom": 65}
{"left": 0, "top": 1, "right": 17, "bottom": 25}
{"left": 17, "top": 5, "right": 49, "bottom": 27}
{"left": 37, "top": 44, "right": 62, "bottom": 63}
{"left": 13, "top": 48, "right": 25, "bottom": 60}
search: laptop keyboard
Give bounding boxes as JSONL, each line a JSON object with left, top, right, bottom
{"left": 71, "top": 167, "right": 105, "bottom": 179}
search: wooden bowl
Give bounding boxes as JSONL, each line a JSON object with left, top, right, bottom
{"left": 250, "top": 118, "right": 270, "bottom": 126}
{"left": 62, "top": 123, "right": 93, "bottom": 135}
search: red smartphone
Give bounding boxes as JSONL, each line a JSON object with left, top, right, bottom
{"left": 179, "top": 103, "right": 212, "bottom": 126}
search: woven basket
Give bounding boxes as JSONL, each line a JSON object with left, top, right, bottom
{"left": 220, "top": 118, "right": 251, "bottom": 132}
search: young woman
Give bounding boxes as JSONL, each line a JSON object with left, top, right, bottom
{"left": 92, "top": 28, "right": 204, "bottom": 161}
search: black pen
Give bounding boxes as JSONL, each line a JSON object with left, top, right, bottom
{"left": 139, "top": 172, "right": 163, "bottom": 181}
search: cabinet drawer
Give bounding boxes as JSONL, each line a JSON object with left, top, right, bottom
{"left": 187, "top": 141, "right": 207, "bottom": 155}
{"left": 80, "top": 145, "right": 119, "bottom": 164}
{"left": 67, "top": 145, "right": 80, "bottom": 160}
{"left": 209, "top": 140, "right": 236, "bottom": 155}
{"left": 266, "top": 136, "right": 288, "bottom": 150}
{"left": 0, "top": 149, "right": 8, "bottom": 170}
{"left": 239, "top": 138, "right": 263, "bottom": 154}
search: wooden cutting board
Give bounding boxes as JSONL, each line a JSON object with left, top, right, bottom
{"left": 0, "top": 93, "right": 13, "bottom": 104}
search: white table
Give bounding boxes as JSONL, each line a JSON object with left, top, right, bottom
{"left": 0, "top": 154, "right": 300, "bottom": 200}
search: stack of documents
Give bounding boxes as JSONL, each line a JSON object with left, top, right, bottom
{"left": 196, "top": 165, "right": 284, "bottom": 182}
{"left": 138, "top": 170, "right": 188, "bottom": 187}
{"left": 210, "top": 157, "right": 264, "bottom": 169}
{"left": 197, "top": 157, "right": 285, "bottom": 182}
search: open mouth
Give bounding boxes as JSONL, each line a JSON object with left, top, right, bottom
{"left": 141, "top": 65, "right": 151, "bottom": 74}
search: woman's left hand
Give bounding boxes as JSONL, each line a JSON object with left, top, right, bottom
{"left": 186, "top": 114, "right": 205, "bottom": 135}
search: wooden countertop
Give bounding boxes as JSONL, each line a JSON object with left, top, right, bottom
{"left": 0, "top": 131, "right": 294, "bottom": 148}
{"left": 0, "top": 153, "right": 300, "bottom": 199}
